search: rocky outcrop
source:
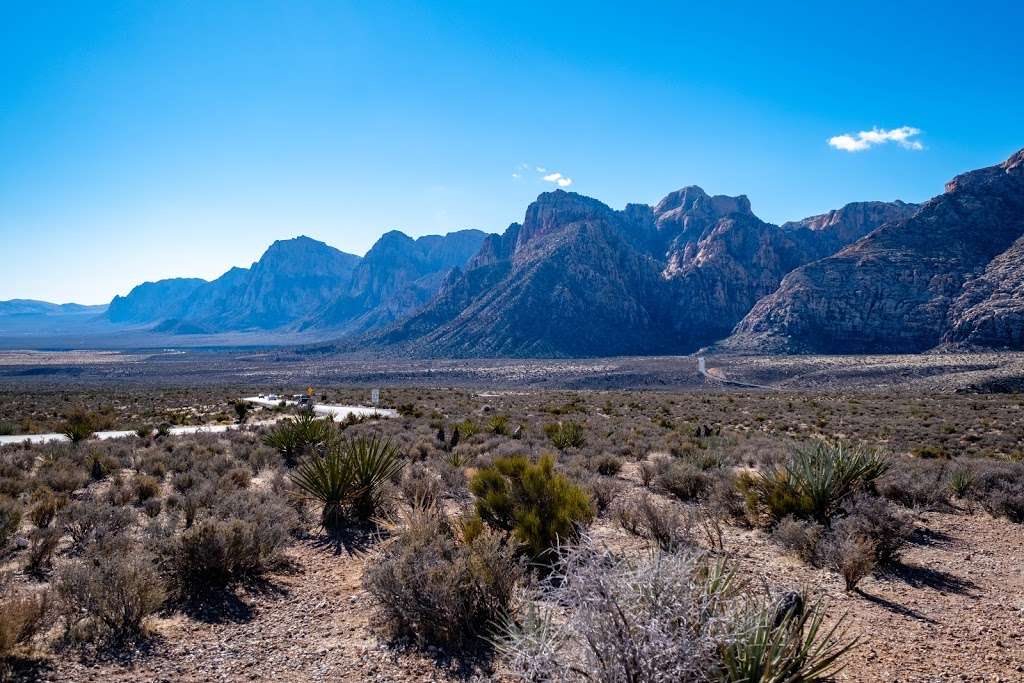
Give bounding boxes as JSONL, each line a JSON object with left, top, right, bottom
{"left": 107, "top": 278, "right": 207, "bottom": 323}
{"left": 945, "top": 233, "right": 1024, "bottom": 347}
{"left": 726, "top": 148, "right": 1024, "bottom": 353}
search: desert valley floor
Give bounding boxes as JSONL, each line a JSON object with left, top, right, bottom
{"left": 0, "top": 350, "right": 1022, "bottom": 681}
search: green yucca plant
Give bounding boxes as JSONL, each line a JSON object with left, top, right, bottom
{"left": 544, "top": 421, "right": 585, "bottom": 450}
{"left": 290, "top": 435, "right": 404, "bottom": 530}
{"left": 62, "top": 415, "right": 95, "bottom": 445}
{"left": 346, "top": 435, "right": 406, "bottom": 520}
{"left": 263, "top": 412, "right": 335, "bottom": 466}
{"left": 487, "top": 415, "right": 510, "bottom": 436}
{"left": 948, "top": 467, "right": 976, "bottom": 498}
{"left": 722, "top": 598, "right": 858, "bottom": 683}
{"left": 756, "top": 443, "right": 888, "bottom": 525}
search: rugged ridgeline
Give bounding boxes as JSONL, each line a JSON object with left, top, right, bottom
{"left": 361, "top": 187, "right": 917, "bottom": 357}
{"left": 725, "top": 148, "right": 1024, "bottom": 353}
{"left": 108, "top": 231, "right": 487, "bottom": 335}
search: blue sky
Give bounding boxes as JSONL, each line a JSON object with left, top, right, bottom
{"left": 2, "top": 1, "right": 1022, "bottom": 304}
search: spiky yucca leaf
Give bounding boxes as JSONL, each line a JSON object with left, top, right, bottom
{"left": 722, "top": 599, "right": 858, "bottom": 683}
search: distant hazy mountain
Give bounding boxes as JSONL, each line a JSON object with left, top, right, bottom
{"left": 97, "top": 231, "right": 486, "bottom": 336}
{"left": 304, "top": 229, "right": 488, "bottom": 335}
{"left": 107, "top": 278, "right": 207, "bottom": 323}
{"left": 725, "top": 148, "right": 1024, "bottom": 352}
{"left": 0, "top": 299, "right": 108, "bottom": 337}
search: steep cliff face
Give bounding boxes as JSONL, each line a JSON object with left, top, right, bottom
{"left": 726, "top": 148, "right": 1024, "bottom": 353}
{"left": 781, "top": 200, "right": 920, "bottom": 259}
{"left": 306, "top": 229, "right": 487, "bottom": 334}
{"left": 360, "top": 183, "right": 912, "bottom": 357}
{"left": 946, "top": 233, "right": 1024, "bottom": 348}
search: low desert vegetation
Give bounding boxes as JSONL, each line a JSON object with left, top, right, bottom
{"left": 0, "top": 385, "right": 1022, "bottom": 679}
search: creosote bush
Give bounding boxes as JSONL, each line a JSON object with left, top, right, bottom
{"left": 364, "top": 505, "right": 521, "bottom": 649}
{"left": 0, "top": 585, "right": 48, "bottom": 661}
{"left": 56, "top": 550, "right": 165, "bottom": 644}
{"left": 154, "top": 489, "right": 297, "bottom": 594}
{"left": 0, "top": 497, "right": 23, "bottom": 552}
{"left": 469, "top": 453, "right": 594, "bottom": 560}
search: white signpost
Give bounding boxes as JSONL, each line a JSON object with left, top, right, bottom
{"left": 371, "top": 388, "right": 380, "bottom": 406}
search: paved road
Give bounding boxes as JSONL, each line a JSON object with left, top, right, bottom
{"left": 241, "top": 397, "right": 398, "bottom": 421}
{"left": 0, "top": 399, "right": 398, "bottom": 446}
{"left": 0, "top": 423, "right": 245, "bottom": 446}
{"left": 696, "top": 356, "right": 776, "bottom": 390}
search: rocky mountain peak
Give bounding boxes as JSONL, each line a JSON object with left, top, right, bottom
{"left": 517, "top": 191, "right": 614, "bottom": 249}
{"left": 653, "top": 186, "right": 753, "bottom": 249}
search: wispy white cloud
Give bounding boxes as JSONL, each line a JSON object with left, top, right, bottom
{"left": 513, "top": 163, "right": 574, "bottom": 187}
{"left": 828, "top": 126, "right": 924, "bottom": 152}
{"left": 542, "top": 171, "right": 573, "bottom": 187}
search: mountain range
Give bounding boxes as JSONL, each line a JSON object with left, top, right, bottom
{"left": 2, "top": 148, "right": 1022, "bottom": 356}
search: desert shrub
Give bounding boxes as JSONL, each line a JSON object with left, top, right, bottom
{"left": 586, "top": 475, "right": 624, "bottom": 514}
{"left": 37, "top": 461, "right": 90, "bottom": 494}
{"left": 654, "top": 459, "right": 710, "bottom": 502}
{"left": 705, "top": 469, "right": 751, "bottom": 526}
{"left": 772, "top": 516, "right": 824, "bottom": 565}
{"left": 364, "top": 506, "right": 521, "bottom": 649}
{"left": 877, "top": 458, "right": 949, "bottom": 510}
{"left": 0, "top": 586, "right": 48, "bottom": 659}
{"left": 0, "top": 422, "right": 14, "bottom": 436}
{"left": 544, "top": 421, "right": 585, "bottom": 450}
{"left": 290, "top": 434, "right": 404, "bottom": 530}
{"left": 911, "top": 445, "right": 949, "bottom": 459}
{"left": 819, "top": 529, "right": 876, "bottom": 591}
{"left": 132, "top": 474, "right": 161, "bottom": 503}
{"left": 28, "top": 488, "right": 64, "bottom": 529}
{"left": 143, "top": 498, "right": 162, "bottom": 518}
{"left": 26, "top": 527, "right": 61, "bottom": 576}
{"left": 262, "top": 413, "right": 335, "bottom": 466}
{"left": 469, "top": 454, "right": 594, "bottom": 560}
{"left": 588, "top": 452, "right": 623, "bottom": 476}
{"left": 978, "top": 479, "right": 1024, "bottom": 522}
{"left": 966, "top": 461, "right": 1024, "bottom": 522}
{"left": 61, "top": 499, "right": 135, "bottom": 550}
{"left": 55, "top": 551, "right": 164, "bottom": 644}
{"left": 155, "top": 488, "right": 296, "bottom": 593}
{"left": 615, "top": 494, "right": 691, "bottom": 551}
{"left": 498, "top": 540, "right": 854, "bottom": 682}
{"left": 399, "top": 462, "right": 444, "bottom": 508}
{"left": 0, "top": 497, "right": 21, "bottom": 552}
{"left": 754, "top": 443, "right": 889, "bottom": 524}
{"left": 217, "top": 466, "right": 252, "bottom": 491}
{"left": 834, "top": 494, "right": 912, "bottom": 566}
